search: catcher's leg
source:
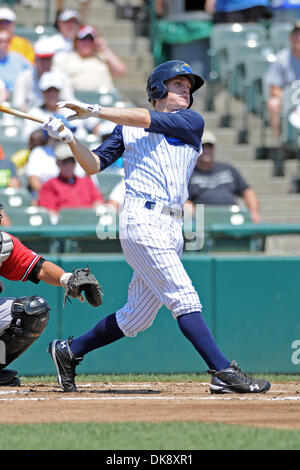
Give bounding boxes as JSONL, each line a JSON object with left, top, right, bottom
{"left": 0, "top": 296, "right": 50, "bottom": 385}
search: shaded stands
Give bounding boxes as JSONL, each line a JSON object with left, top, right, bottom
{"left": 206, "top": 21, "right": 297, "bottom": 172}
{"left": 3, "top": 186, "right": 300, "bottom": 255}
{"left": 276, "top": 86, "right": 300, "bottom": 183}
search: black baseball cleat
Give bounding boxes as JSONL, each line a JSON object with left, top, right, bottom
{"left": 208, "top": 360, "right": 271, "bottom": 394}
{"left": 48, "top": 337, "right": 82, "bottom": 392}
{"left": 0, "top": 368, "right": 21, "bottom": 386}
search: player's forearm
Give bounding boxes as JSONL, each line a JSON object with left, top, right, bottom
{"left": 69, "top": 138, "right": 100, "bottom": 175}
{"left": 37, "top": 261, "right": 66, "bottom": 286}
{"left": 243, "top": 188, "right": 261, "bottom": 224}
{"left": 98, "top": 107, "right": 151, "bottom": 128}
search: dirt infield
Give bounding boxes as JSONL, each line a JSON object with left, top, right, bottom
{"left": 0, "top": 381, "right": 299, "bottom": 429}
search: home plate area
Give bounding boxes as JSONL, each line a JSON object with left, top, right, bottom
{"left": 0, "top": 381, "right": 299, "bottom": 429}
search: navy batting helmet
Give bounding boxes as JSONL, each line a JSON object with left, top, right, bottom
{"left": 146, "top": 60, "right": 204, "bottom": 108}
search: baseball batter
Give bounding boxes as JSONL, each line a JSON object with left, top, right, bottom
{"left": 44, "top": 60, "right": 271, "bottom": 394}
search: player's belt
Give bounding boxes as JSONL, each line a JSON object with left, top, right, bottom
{"left": 144, "top": 201, "right": 183, "bottom": 219}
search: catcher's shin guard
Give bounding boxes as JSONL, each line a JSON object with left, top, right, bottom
{"left": 0, "top": 296, "right": 50, "bottom": 370}
{"left": 0, "top": 368, "right": 21, "bottom": 386}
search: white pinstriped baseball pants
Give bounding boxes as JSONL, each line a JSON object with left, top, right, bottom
{"left": 115, "top": 198, "right": 202, "bottom": 337}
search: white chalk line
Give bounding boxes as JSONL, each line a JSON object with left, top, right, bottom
{"left": 0, "top": 394, "right": 299, "bottom": 402}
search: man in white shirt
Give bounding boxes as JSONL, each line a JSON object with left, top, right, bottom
{"left": 12, "top": 37, "right": 74, "bottom": 112}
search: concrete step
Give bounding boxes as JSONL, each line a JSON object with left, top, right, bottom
{"left": 265, "top": 235, "right": 300, "bottom": 255}
{"left": 115, "top": 69, "right": 149, "bottom": 88}
{"left": 90, "top": 22, "right": 135, "bottom": 40}
{"left": 15, "top": 0, "right": 117, "bottom": 25}
{"left": 121, "top": 55, "right": 153, "bottom": 71}
{"left": 259, "top": 196, "right": 300, "bottom": 213}
{"left": 233, "top": 162, "right": 273, "bottom": 181}
{"left": 263, "top": 214, "right": 300, "bottom": 223}
{"left": 215, "top": 145, "right": 256, "bottom": 161}
{"left": 118, "top": 86, "right": 149, "bottom": 107}
{"left": 107, "top": 36, "right": 150, "bottom": 56}
{"left": 251, "top": 180, "right": 290, "bottom": 196}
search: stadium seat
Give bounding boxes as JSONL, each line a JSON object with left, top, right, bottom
{"left": 57, "top": 208, "right": 101, "bottom": 225}
{"left": 74, "top": 88, "right": 121, "bottom": 107}
{"left": 0, "top": 138, "right": 27, "bottom": 159}
{"left": 208, "top": 23, "right": 267, "bottom": 84}
{"left": 236, "top": 54, "right": 276, "bottom": 145}
{"left": 0, "top": 187, "right": 33, "bottom": 208}
{"left": 269, "top": 22, "right": 294, "bottom": 51}
{"left": 197, "top": 205, "right": 265, "bottom": 252}
{"left": 275, "top": 86, "right": 300, "bottom": 176}
{"left": 226, "top": 43, "right": 275, "bottom": 100}
{"left": 207, "top": 23, "right": 268, "bottom": 123}
{"left": 280, "top": 86, "right": 299, "bottom": 152}
{"left": 204, "top": 205, "right": 252, "bottom": 226}
{"left": 6, "top": 206, "right": 52, "bottom": 226}
{"left": 14, "top": 25, "right": 56, "bottom": 43}
{"left": 57, "top": 207, "right": 120, "bottom": 253}
{"left": 5, "top": 206, "right": 56, "bottom": 253}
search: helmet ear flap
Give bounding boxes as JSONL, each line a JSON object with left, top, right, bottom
{"left": 147, "top": 79, "right": 168, "bottom": 101}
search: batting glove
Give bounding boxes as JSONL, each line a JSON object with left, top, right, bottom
{"left": 43, "top": 116, "right": 74, "bottom": 143}
{"left": 57, "top": 101, "right": 101, "bottom": 121}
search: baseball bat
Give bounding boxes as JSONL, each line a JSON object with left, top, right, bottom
{"left": 0, "top": 104, "right": 44, "bottom": 124}
{"left": 0, "top": 104, "right": 65, "bottom": 131}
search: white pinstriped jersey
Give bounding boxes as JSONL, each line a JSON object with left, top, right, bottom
{"left": 93, "top": 108, "right": 204, "bottom": 208}
{"left": 93, "top": 108, "right": 205, "bottom": 336}
{"left": 121, "top": 125, "right": 201, "bottom": 207}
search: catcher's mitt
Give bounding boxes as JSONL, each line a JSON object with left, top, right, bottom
{"left": 63, "top": 267, "right": 103, "bottom": 307}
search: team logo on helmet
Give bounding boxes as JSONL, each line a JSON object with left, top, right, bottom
{"left": 181, "top": 63, "right": 193, "bottom": 73}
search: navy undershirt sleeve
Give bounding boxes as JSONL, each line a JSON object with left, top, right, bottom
{"left": 92, "top": 124, "right": 125, "bottom": 171}
{"left": 146, "top": 109, "right": 204, "bottom": 150}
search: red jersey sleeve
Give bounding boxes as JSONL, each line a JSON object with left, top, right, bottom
{"left": 0, "top": 232, "right": 42, "bottom": 281}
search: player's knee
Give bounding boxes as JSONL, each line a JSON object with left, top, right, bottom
{"left": 0, "top": 296, "right": 50, "bottom": 368}
{"left": 116, "top": 312, "right": 155, "bottom": 337}
{"left": 11, "top": 295, "right": 50, "bottom": 338}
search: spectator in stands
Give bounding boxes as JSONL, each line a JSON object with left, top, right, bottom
{"left": 266, "top": 21, "right": 300, "bottom": 140}
{"left": 38, "top": 143, "right": 105, "bottom": 220}
{"left": 271, "top": 0, "right": 300, "bottom": 22}
{"left": 11, "top": 128, "right": 48, "bottom": 174}
{"left": 12, "top": 37, "right": 74, "bottom": 113}
{"left": 25, "top": 133, "right": 57, "bottom": 200}
{"left": 204, "top": 0, "right": 272, "bottom": 22}
{"left": 0, "top": 144, "right": 20, "bottom": 189}
{"left": 0, "top": 7, "right": 35, "bottom": 64}
{"left": 187, "top": 131, "right": 262, "bottom": 224}
{"left": 50, "top": 9, "right": 82, "bottom": 55}
{"left": 0, "top": 29, "right": 31, "bottom": 101}
{"left": 55, "top": 1, "right": 90, "bottom": 25}
{"left": 53, "top": 24, "right": 126, "bottom": 92}
{"left": 0, "top": 77, "right": 6, "bottom": 102}
{"left": 25, "top": 131, "right": 85, "bottom": 201}
{"left": 22, "top": 70, "right": 87, "bottom": 141}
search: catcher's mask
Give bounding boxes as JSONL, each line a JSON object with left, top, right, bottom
{"left": 146, "top": 60, "right": 204, "bottom": 108}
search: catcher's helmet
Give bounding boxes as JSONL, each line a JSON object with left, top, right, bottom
{"left": 146, "top": 60, "right": 204, "bottom": 108}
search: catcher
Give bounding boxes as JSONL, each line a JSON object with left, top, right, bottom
{"left": 0, "top": 203, "right": 102, "bottom": 386}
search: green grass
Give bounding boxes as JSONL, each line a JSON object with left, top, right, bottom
{"left": 3, "top": 374, "right": 299, "bottom": 451}
{"left": 0, "top": 422, "right": 299, "bottom": 450}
